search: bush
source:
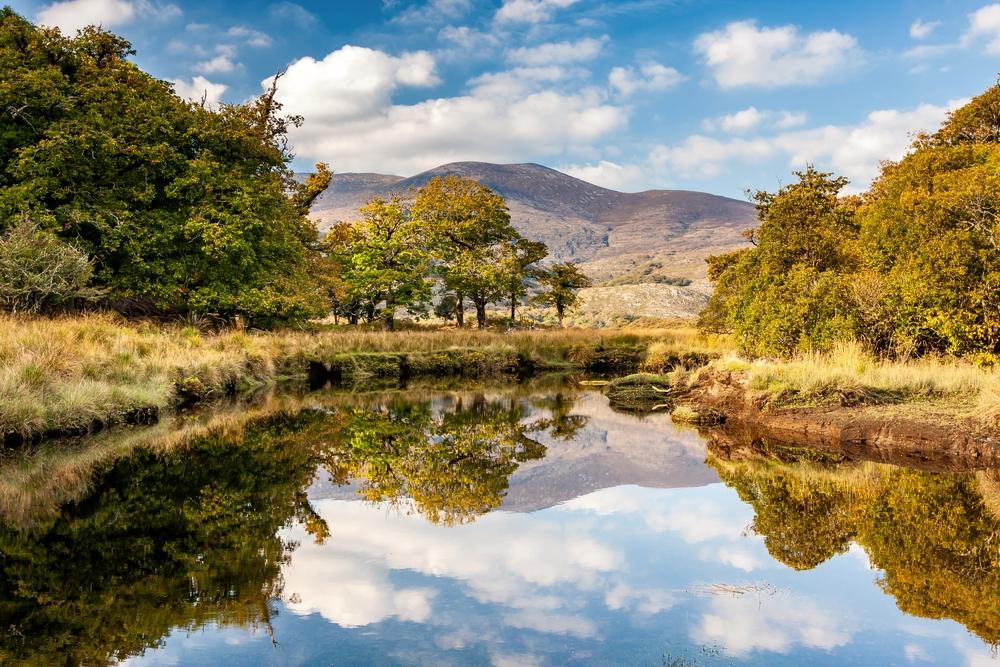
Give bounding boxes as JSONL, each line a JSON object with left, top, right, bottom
{"left": 0, "top": 219, "right": 101, "bottom": 313}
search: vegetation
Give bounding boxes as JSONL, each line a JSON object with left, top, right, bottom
{"left": 702, "top": 80, "right": 1000, "bottom": 360}
{"left": 0, "top": 313, "right": 713, "bottom": 442}
{"left": 710, "top": 448, "right": 1000, "bottom": 645}
{"left": 0, "top": 9, "right": 333, "bottom": 325}
{"left": 535, "top": 261, "right": 593, "bottom": 326}
{"left": 327, "top": 176, "right": 555, "bottom": 329}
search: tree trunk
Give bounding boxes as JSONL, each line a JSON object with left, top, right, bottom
{"left": 455, "top": 291, "right": 464, "bottom": 327}
{"left": 557, "top": 304, "right": 565, "bottom": 327}
{"left": 349, "top": 313, "right": 359, "bottom": 325}
{"left": 475, "top": 300, "right": 487, "bottom": 329}
{"left": 383, "top": 313, "right": 394, "bottom": 331}
{"left": 510, "top": 292, "right": 516, "bottom": 323}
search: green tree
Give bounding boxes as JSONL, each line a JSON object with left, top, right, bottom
{"left": 501, "top": 237, "right": 548, "bottom": 323}
{"left": 0, "top": 216, "right": 102, "bottom": 312}
{"left": 854, "top": 81, "right": 1000, "bottom": 357}
{"left": 325, "top": 196, "right": 432, "bottom": 330}
{"left": 412, "top": 176, "right": 520, "bottom": 329}
{"left": 0, "top": 10, "right": 331, "bottom": 325}
{"left": 700, "top": 167, "right": 859, "bottom": 355}
{"left": 535, "top": 261, "right": 592, "bottom": 326}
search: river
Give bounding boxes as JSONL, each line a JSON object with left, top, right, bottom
{"left": 0, "top": 382, "right": 996, "bottom": 666}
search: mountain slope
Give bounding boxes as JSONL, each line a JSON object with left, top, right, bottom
{"left": 307, "top": 162, "right": 755, "bottom": 319}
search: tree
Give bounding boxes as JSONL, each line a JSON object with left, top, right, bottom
{"left": 325, "top": 196, "right": 432, "bottom": 330}
{"left": 535, "top": 262, "right": 591, "bottom": 326}
{"left": 0, "top": 10, "right": 331, "bottom": 325}
{"left": 501, "top": 238, "right": 548, "bottom": 323}
{"left": 0, "top": 217, "right": 102, "bottom": 312}
{"left": 700, "top": 167, "right": 859, "bottom": 356}
{"left": 412, "top": 176, "right": 520, "bottom": 329}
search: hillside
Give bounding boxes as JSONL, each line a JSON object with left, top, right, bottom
{"left": 308, "top": 162, "right": 755, "bottom": 320}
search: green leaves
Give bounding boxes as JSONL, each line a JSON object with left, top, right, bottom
{"left": 0, "top": 10, "right": 330, "bottom": 325}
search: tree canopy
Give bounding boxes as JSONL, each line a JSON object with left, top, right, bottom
{"left": 0, "top": 9, "right": 331, "bottom": 324}
{"left": 702, "top": 79, "right": 1000, "bottom": 359}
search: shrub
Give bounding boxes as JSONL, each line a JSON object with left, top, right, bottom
{"left": 0, "top": 219, "right": 101, "bottom": 313}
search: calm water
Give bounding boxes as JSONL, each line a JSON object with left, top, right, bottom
{"left": 1, "top": 384, "right": 998, "bottom": 666}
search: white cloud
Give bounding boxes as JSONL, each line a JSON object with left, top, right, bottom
{"left": 609, "top": 62, "right": 684, "bottom": 96}
{"left": 391, "top": 0, "right": 472, "bottom": 25}
{"left": 692, "top": 593, "right": 852, "bottom": 657}
{"left": 439, "top": 25, "right": 499, "bottom": 51}
{"left": 966, "top": 3, "right": 1000, "bottom": 53}
{"left": 36, "top": 0, "right": 180, "bottom": 33}
{"left": 194, "top": 54, "right": 238, "bottom": 74}
{"left": 495, "top": 0, "right": 579, "bottom": 24}
{"left": 272, "top": 45, "right": 627, "bottom": 175}
{"left": 694, "top": 20, "right": 861, "bottom": 88}
{"left": 171, "top": 76, "right": 227, "bottom": 105}
{"left": 652, "top": 99, "right": 962, "bottom": 188}
{"left": 268, "top": 1, "right": 317, "bottom": 28}
{"left": 506, "top": 36, "right": 607, "bottom": 66}
{"left": 561, "top": 160, "right": 654, "bottom": 191}
{"left": 909, "top": 19, "right": 940, "bottom": 39}
{"left": 702, "top": 107, "right": 807, "bottom": 133}
{"left": 228, "top": 25, "right": 272, "bottom": 48}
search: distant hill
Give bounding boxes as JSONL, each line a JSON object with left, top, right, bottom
{"left": 306, "top": 161, "right": 756, "bottom": 320}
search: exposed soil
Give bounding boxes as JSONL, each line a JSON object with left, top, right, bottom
{"left": 683, "top": 370, "right": 1000, "bottom": 471}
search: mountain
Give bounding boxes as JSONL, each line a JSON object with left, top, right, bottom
{"left": 307, "top": 162, "right": 756, "bottom": 320}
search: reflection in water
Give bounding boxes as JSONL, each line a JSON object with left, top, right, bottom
{"left": 0, "top": 387, "right": 999, "bottom": 665}
{"left": 708, "top": 437, "right": 1000, "bottom": 648}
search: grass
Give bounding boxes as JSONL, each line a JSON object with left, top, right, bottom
{"left": 703, "top": 341, "right": 1000, "bottom": 420}
{"left": 0, "top": 314, "right": 726, "bottom": 442}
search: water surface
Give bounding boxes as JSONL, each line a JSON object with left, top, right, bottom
{"left": 1, "top": 385, "right": 997, "bottom": 666}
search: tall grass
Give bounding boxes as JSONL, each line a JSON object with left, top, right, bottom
{"left": 710, "top": 340, "right": 1000, "bottom": 418}
{"left": 1, "top": 314, "right": 717, "bottom": 440}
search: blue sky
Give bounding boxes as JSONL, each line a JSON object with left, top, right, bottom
{"left": 8, "top": 0, "right": 1000, "bottom": 197}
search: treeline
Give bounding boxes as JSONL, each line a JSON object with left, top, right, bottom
{"left": 324, "top": 175, "right": 591, "bottom": 330}
{"left": 0, "top": 10, "right": 589, "bottom": 329}
{"left": 0, "top": 9, "right": 336, "bottom": 325}
{"left": 702, "top": 80, "right": 1000, "bottom": 361}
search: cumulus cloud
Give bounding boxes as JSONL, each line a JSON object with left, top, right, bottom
{"left": 272, "top": 44, "right": 627, "bottom": 175}
{"left": 694, "top": 20, "right": 861, "bottom": 88}
{"left": 194, "top": 54, "right": 237, "bottom": 74}
{"left": 609, "top": 62, "right": 684, "bottom": 96}
{"left": 692, "top": 593, "right": 853, "bottom": 657}
{"left": 652, "top": 99, "right": 962, "bottom": 188}
{"left": 171, "top": 75, "right": 227, "bottom": 104}
{"left": 560, "top": 160, "right": 654, "bottom": 191}
{"left": 495, "top": 0, "right": 579, "bottom": 24}
{"left": 228, "top": 25, "right": 272, "bottom": 48}
{"left": 702, "top": 107, "right": 807, "bottom": 133}
{"left": 506, "top": 36, "right": 607, "bottom": 66}
{"left": 37, "top": 0, "right": 180, "bottom": 34}
{"left": 909, "top": 19, "right": 940, "bottom": 39}
{"left": 966, "top": 3, "right": 1000, "bottom": 53}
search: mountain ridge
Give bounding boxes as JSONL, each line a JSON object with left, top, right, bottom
{"left": 307, "top": 161, "right": 755, "bottom": 320}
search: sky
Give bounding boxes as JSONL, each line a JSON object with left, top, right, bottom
{"left": 7, "top": 0, "right": 1000, "bottom": 197}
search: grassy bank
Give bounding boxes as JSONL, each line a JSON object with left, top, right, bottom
{"left": 0, "top": 314, "right": 725, "bottom": 443}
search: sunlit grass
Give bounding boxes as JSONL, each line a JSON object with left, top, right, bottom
{"left": 0, "top": 313, "right": 714, "bottom": 440}
{"left": 709, "top": 340, "right": 998, "bottom": 416}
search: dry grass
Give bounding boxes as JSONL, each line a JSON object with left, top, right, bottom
{"left": 0, "top": 314, "right": 711, "bottom": 440}
{"left": 710, "top": 341, "right": 1000, "bottom": 417}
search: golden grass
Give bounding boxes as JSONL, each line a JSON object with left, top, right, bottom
{"left": 0, "top": 314, "right": 720, "bottom": 440}
{"left": 709, "top": 340, "right": 1000, "bottom": 418}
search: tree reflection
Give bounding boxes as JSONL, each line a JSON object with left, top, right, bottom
{"left": 0, "top": 409, "right": 330, "bottom": 666}
{"left": 709, "top": 440, "right": 1000, "bottom": 645}
{"left": 0, "top": 391, "right": 563, "bottom": 664}
{"left": 325, "top": 394, "right": 548, "bottom": 525}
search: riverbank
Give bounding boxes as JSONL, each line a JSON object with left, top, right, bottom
{"left": 0, "top": 314, "right": 724, "bottom": 445}
{"left": 606, "top": 342, "right": 1000, "bottom": 466}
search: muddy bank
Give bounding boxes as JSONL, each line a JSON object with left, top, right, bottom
{"left": 606, "top": 369, "right": 1000, "bottom": 470}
